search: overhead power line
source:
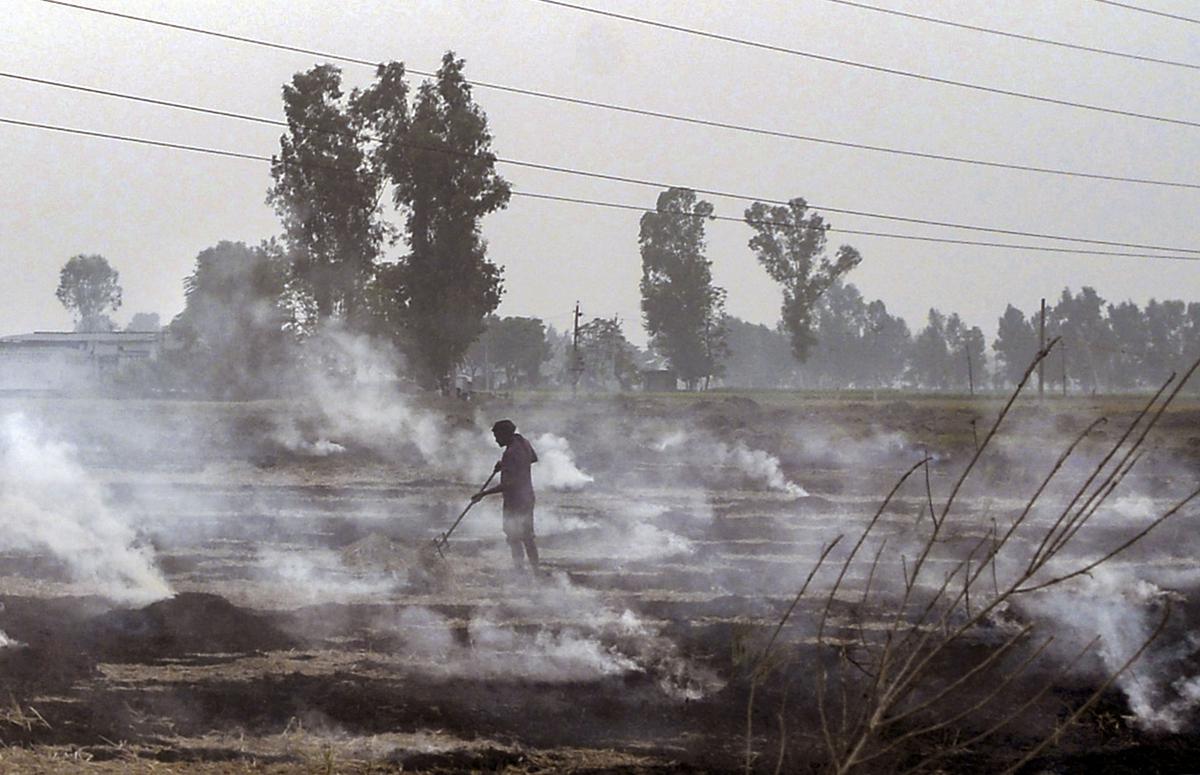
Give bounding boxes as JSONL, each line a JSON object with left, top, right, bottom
{"left": 1091, "top": 0, "right": 1200, "bottom": 25}
{"left": 515, "top": 190, "right": 1200, "bottom": 260}
{"left": 32, "top": 0, "right": 1200, "bottom": 191}
{"left": 532, "top": 0, "right": 1200, "bottom": 128}
{"left": 6, "top": 70, "right": 1200, "bottom": 256}
{"left": 821, "top": 0, "right": 1200, "bottom": 71}
{"left": 3, "top": 115, "right": 1199, "bottom": 263}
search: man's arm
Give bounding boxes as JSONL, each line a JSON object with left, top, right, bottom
{"left": 470, "top": 459, "right": 507, "bottom": 502}
{"left": 471, "top": 483, "right": 504, "bottom": 502}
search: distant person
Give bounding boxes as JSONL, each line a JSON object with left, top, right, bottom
{"left": 472, "top": 419, "right": 540, "bottom": 571}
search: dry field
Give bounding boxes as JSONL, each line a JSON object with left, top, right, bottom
{"left": 0, "top": 391, "right": 1198, "bottom": 773}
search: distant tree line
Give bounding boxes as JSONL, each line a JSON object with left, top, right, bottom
{"left": 45, "top": 56, "right": 1196, "bottom": 398}
{"left": 720, "top": 284, "right": 1200, "bottom": 393}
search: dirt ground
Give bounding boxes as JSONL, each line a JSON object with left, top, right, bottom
{"left": 0, "top": 391, "right": 1198, "bottom": 773}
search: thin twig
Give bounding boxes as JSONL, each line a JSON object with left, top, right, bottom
{"left": 819, "top": 459, "right": 929, "bottom": 643}
{"left": 1026, "top": 376, "right": 1172, "bottom": 574}
{"left": 1018, "top": 484, "right": 1200, "bottom": 593}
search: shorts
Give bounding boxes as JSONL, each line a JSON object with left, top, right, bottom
{"left": 502, "top": 509, "right": 534, "bottom": 541}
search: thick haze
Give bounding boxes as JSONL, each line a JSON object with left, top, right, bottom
{"left": 2, "top": 0, "right": 1196, "bottom": 344}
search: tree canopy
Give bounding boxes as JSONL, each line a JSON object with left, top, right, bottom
{"left": 169, "top": 241, "right": 291, "bottom": 398}
{"left": 56, "top": 254, "right": 122, "bottom": 332}
{"left": 639, "top": 188, "right": 726, "bottom": 389}
{"left": 744, "top": 198, "right": 861, "bottom": 362}
{"left": 358, "top": 54, "right": 511, "bottom": 389}
{"left": 267, "top": 64, "right": 383, "bottom": 325}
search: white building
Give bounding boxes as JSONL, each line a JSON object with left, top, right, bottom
{"left": 0, "top": 331, "right": 164, "bottom": 392}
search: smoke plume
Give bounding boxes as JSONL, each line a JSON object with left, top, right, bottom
{"left": 0, "top": 413, "right": 172, "bottom": 604}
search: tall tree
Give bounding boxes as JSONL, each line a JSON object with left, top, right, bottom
{"left": 577, "top": 317, "right": 639, "bottom": 390}
{"left": 808, "top": 280, "right": 870, "bottom": 387}
{"left": 720, "top": 317, "right": 796, "bottom": 388}
{"left": 1051, "top": 287, "right": 1113, "bottom": 393}
{"left": 744, "top": 198, "right": 861, "bottom": 361}
{"left": 945, "top": 313, "right": 987, "bottom": 391}
{"left": 1106, "top": 300, "right": 1148, "bottom": 389}
{"left": 639, "top": 187, "right": 727, "bottom": 389}
{"left": 862, "top": 299, "right": 911, "bottom": 388}
{"left": 360, "top": 54, "right": 511, "bottom": 389}
{"left": 268, "top": 64, "right": 382, "bottom": 326}
{"left": 1144, "top": 298, "right": 1188, "bottom": 383}
{"left": 56, "top": 254, "right": 122, "bottom": 332}
{"left": 1185, "top": 303, "right": 1200, "bottom": 392}
{"left": 908, "top": 309, "right": 951, "bottom": 389}
{"left": 992, "top": 304, "right": 1038, "bottom": 387}
{"left": 169, "top": 241, "right": 290, "bottom": 398}
{"left": 465, "top": 315, "right": 551, "bottom": 388}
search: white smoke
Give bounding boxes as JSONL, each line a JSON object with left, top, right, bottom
{"left": 274, "top": 329, "right": 592, "bottom": 490}
{"left": 1025, "top": 565, "right": 1196, "bottom": 732}
{"left": 0, "top": 413, "right": 172, "bottom": 605}
{"left": 381, "top": 573, "right": 722, "bottom": 700}
{"left": 657, "top": 431, "right": 808, "bottom": 496}
{"left": 530, "top": 433, "right": 592, "bottom": 490}
{"left": 252, "top": 547, "right": 399, "bottom": 606}
{"left": 720, "top": 441, "right": 809, "bottom": 497}
{"left": 273, "top": 420, "right": 346, "bottom": 457}
{"left": 0, "top": 630, "right": 18, "bottom": 648}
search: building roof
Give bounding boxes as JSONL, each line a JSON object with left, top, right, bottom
{"left": 0, "top": 330, "right": 161, "bottom": 344}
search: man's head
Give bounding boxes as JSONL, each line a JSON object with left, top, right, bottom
{"left": 491, "top": 419, "right": 517, "bottom": 447}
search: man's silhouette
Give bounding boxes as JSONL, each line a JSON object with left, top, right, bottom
{"left": 472, "top": 419, "right": 539, "bottom": 570}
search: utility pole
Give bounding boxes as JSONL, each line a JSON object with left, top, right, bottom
{"left": 571, "top": 301, "right": 583, "bottom": 396}
{"left": 1061, "top": 340, "right": 1068, "bottom": 397}
{"left": 966, "top": 347, "right": 975, "bottom": 397}
{"left": 611, "top": 314, "right": 620, "bottom": 390}
{"left": 1038, "top": 298, "right": 1046, "bottom": 399}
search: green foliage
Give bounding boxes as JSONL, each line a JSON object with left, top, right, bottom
{"left": 125, "top": 312, "right": 161, "bottom": 332}
{"left": 945, "top": 312, "right": 987, "bottom": 390}
{"left": 720, "top": 317, "right": 796, "bottom": 388}
{"left": 466, "top": 315, "right": 551, "bottom": 388}
{"left": 744, "top": 198, "right": 861, "bottom": 362}
{"left": 992, "top": 304, "right": 1038, "bottom": 387}
{"left": 806, "top": 281, "right": 911, "bottom": 388}
{"left": 169, "top": 240, "right": 291, "bottom": 399}
{"left": 639, "top": 188, "right": 727, "bottom": 389}
{"left": 359, "top": 53, "right": 511, "bottom": 389}
{"left": 1049, "top": 286, "right": 1113, "bottom": 393}
{"left": 577, "top": 317, "right": 639, "bottom": 390}
{"left": 908, "top": 309, "right": 951, "bottom": 389}
{"left": 267, "top": 64, "right": 383, "bottom": 325}
{"left": 56, "top": 254, "right": 122, "bottom": 332}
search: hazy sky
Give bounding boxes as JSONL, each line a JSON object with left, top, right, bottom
{"left": 2, "top": 0, "right": 1197, "bottom": 344}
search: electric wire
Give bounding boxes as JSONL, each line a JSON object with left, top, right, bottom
{"left": 532, "top": 0, "right": 1200, "bottom": 129}
{"left": 3, "top": 115, "right": 1199, "bottom": 263}
{"left": 820, "top": 0, "right": 1200, "bottom": 71}
{"left": 1091, "top": 0, "right": 1200, "bottom": 25}
{"left": 31, "top": 0, "right": 1200, "bottom": 191}
{"left": 6, "top": 71, "right": 1199, "bottom": 256}
{"left": 513, "top": 190, "right": 1200, "bottom": 261}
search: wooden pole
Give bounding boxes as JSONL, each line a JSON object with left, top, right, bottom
{"left": 572, "top": 301, "right": 582, "bottom": 396}
{"left": 1062, "top": 340, "right": 1068, "bottom": 397}
{"left": 1038, "top": 298, "right": 1046, "bottom": 399}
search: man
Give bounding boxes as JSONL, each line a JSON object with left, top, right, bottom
{"left": 472, "top": 420, "right": 539, "bottom": 571}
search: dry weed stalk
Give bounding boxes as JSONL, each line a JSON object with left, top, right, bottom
{"left": 744, "top": 345, "right": 1200, "bottom": 773}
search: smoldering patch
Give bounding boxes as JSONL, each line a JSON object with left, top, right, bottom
{"left": 0, "top": 413, "right": 172, "bottom": 605}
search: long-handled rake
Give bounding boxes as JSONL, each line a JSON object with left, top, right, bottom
{"left": 430, "top": 469, "right": 498, "bottom": 560}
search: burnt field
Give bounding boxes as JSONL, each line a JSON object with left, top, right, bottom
{"left": 0, "top": 391, "right": 1198, "bottom": 773}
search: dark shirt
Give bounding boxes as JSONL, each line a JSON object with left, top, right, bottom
{"left": 500, "top": 433, "right": 538, "bottom": 513}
